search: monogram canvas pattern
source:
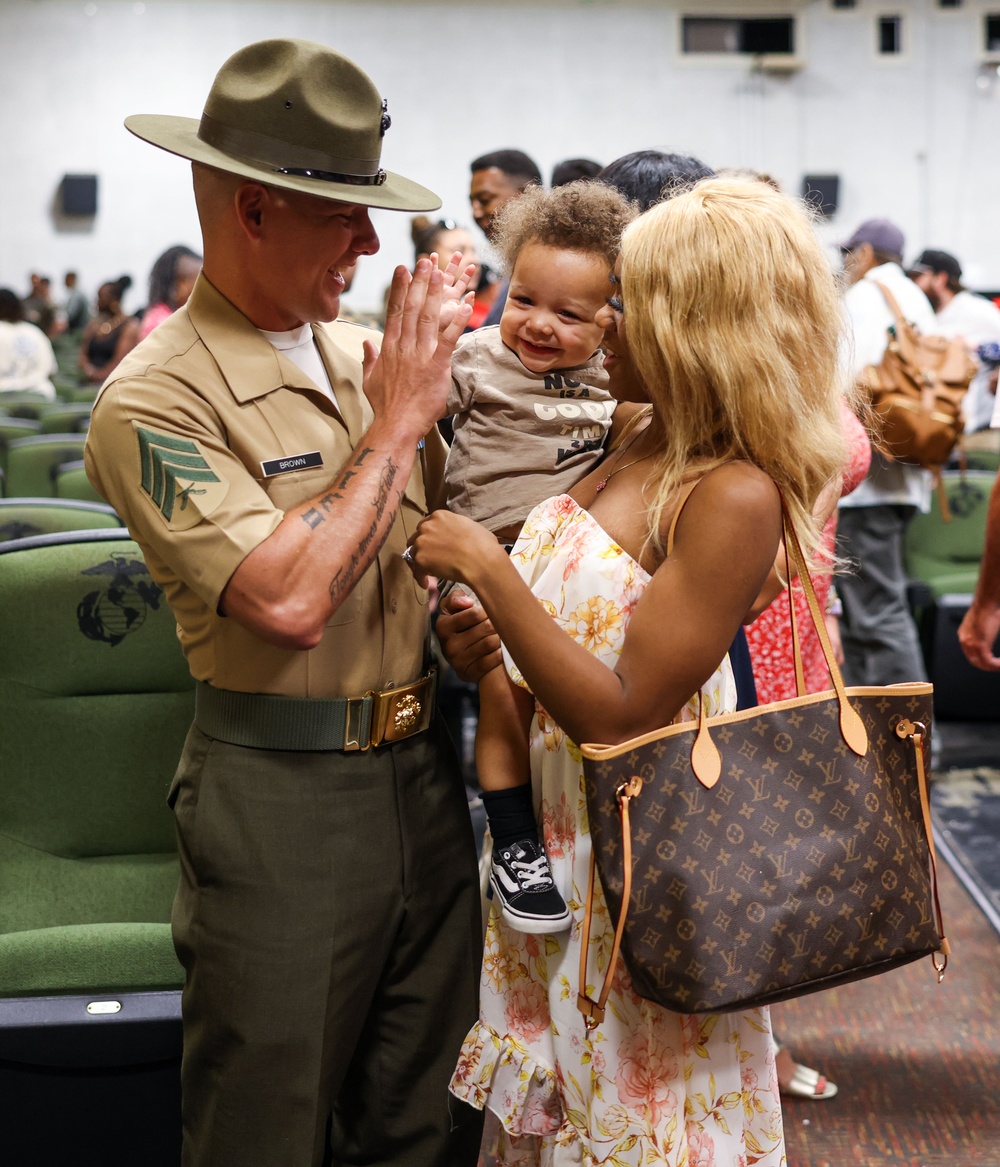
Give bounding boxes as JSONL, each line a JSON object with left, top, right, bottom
{"left": 584, "top": 685, "right": 942, "bottom": 1015}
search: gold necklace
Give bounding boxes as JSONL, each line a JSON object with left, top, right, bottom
{"left": 595, "top": 426, "right": 656, "bottom": 492}
{"left": 98, "top": 312, "right": 125, "bottom": 336}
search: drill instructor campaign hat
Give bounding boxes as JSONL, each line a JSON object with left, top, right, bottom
{"left": 125, "top": 38, "right": 441, "bottom": 213}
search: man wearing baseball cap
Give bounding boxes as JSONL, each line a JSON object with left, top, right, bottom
{"left": 84, "top": 39, "right": 483, "bottom": 1167}
{"left": 837, "top": 217, "right": 936, "bottom": 689}
{"left": 908, "top": 248, "right": 1000, "bottom": 432}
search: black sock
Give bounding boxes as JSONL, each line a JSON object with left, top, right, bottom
{"left": 481, "top": 786, "right": 540, "bottom": 851}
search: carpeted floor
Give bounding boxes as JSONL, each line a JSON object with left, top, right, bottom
{"left": 932, "top": 767, "right": 1000, "bottom": 938}
{"left": 776, "top": 854, "right": 1000, "bottom": 1166}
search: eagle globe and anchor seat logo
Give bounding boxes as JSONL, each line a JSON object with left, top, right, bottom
{"left": 75, "top": 424, "right": 225, "bottom": 645}
{"left": 77, "top": 555, "right": 164, "bottom": 647}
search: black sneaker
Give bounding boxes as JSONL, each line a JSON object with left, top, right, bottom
{"left": 490, "top": 838, "right": 572, "bottom": 933}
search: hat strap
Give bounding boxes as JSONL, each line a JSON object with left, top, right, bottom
{"left": 198, "top": 112, "right": 384, "bottom": 185}
{"left": 276, "top": 166, "right": 387, "bottom": 187}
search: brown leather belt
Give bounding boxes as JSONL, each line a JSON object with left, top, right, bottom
{"left": 194, "top": 670, "right": 436, "bottom": 752}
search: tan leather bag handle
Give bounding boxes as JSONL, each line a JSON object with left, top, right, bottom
{"left": 577, "top": 776, "right": 642, "bottom": 1029}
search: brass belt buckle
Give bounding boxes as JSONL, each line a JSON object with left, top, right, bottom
{"left": 370, "top": 673, "right": 434, "bottom": 748}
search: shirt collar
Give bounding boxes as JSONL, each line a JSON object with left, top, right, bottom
{"left": 185, "top": 275, "right": 358, "bottom": 409}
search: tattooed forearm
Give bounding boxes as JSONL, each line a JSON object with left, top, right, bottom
{"left": 302, "top": 491, "right": 342, "bottom": 528}
{"left": 359, "top": 505, "right": 397, "bottom": 558}
{"left": 320, "top": 455, "right": 403, "bottom": 608}
{"left": 374, "top": 460, "right": 398, "bottom": 519}
{"left": 299, "top": 450, "right": 377, "bottom": 529}
{"left": 329, "top": 551, "right": 362, "bottom": 605}
{"left": 358, "top": 516, "right": 379, "bottom": 557}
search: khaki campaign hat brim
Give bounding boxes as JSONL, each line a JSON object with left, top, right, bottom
{"left": 125, "top": 114, "right": 441, "bottom": 213}
{"left": 125, "top": 39, "right": 442, "bottom": 214}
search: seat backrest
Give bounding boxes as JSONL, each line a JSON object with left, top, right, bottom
{"left": 52, "top": 458, "right": 107, "bottom": 504}
{"left": 0, "top": 530, "right": 194, "bottom": 933}
{"left": 5, "top": 433, "right": 88, "bottom": 497}
{"left": 38, "top": 403, "right": 93, "bottom": 435}
{"left": 960, "top": 448, "right": 1000, "bottom": 473}
{"left": 0, "top": 417, "right": 42, "bottom": 441}
{"left": 904, "top": 470, "right": 996, "bottom": 596}
{"left": 0, "top": 392, "right": 49, "bottom": 421}
{"left": 0, "top": 498, "right": 123, "bottom": 543}
{"left": 0, "top": 418, "right": 42, "bottom": 476}
{"left": 58, "top": 384, "right": 99, "bottom": 405}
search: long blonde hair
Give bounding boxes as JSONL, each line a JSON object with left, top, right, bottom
{"left": 621, "top": 177, "right": 849, "bottom": 564}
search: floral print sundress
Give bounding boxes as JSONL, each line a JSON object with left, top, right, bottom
{"left": 450, "top": 494, "right": 786, "bottom": 1167}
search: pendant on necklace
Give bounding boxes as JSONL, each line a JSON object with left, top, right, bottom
{"left": 595, "top": 477, "right": 609, "bottom": 493}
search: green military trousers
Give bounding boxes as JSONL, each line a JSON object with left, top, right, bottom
{"left": 168, "top": 717, "right": 484, "bottom": 1166}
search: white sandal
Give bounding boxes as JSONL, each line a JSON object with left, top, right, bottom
{"left": 775, "top": 1042, "right": 839, "bottom": 1100}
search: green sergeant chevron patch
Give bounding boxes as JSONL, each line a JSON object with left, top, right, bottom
{"left": 135, "top": 425, "right": 229, "bottom": 530}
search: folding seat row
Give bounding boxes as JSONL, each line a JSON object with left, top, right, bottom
{"left": 0, "top": 527, "right": 191, "bottom": 1163}
{"left": 903, "top": 467, "right": 1000, "bottom": 720}
{"left": 0, "top": 433, "right": 99, "bottom": 500}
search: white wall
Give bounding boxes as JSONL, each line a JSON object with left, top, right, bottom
{"left": 3, "top": 0, "right": 1000, "bottom": 315}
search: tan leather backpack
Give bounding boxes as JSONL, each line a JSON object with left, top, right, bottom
{"left": 858, "top": 282, "right": 976, "bottom": 473}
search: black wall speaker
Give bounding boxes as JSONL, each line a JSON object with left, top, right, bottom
{"left": 801, "top": 174, "right": 839, "bottom": 219}
{"left": 60, "top": 174, "right": 98, "bottom": 216}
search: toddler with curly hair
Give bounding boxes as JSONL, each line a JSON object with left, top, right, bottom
{"left": 441, "top": 180, "right": 635, "bottom": 934}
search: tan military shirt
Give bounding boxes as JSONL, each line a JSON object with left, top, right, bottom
{"left": 85, "top": 275, "right": 446, "bottom": 699}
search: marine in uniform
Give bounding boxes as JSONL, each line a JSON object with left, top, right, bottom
{"left": 84, "top": 38, "right": 483, "bottom": 1167}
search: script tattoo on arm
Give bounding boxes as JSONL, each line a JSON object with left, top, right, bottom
{"left": 300, "top": 447, "right": 375, "bottom": 529}
{"left": 327, "top": 455, "right": 401, "bottom": 607}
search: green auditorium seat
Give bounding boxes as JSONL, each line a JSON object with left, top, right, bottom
{"left": 0, "top": 392, "right": 49, "bottom": 420}
{"left": 0, "top": 416, "right": 41, "bottom": 443}
{"left": 961, "top": 448, "right": 1000, "bottom": 473}
{"left": 0, "top": 529, "right": 192, "bottom": 1163}
{"left": 60, "top": 384, "right": 101, "bottom": 405}
{"left": 50, "top": 336, "right": 80, "bottom": 374}
{"left": 0, "top": 418, "right": 42, "bottom": 476}
{"left": 904, "top": 469, "right": 995, "bottom": 599}
{"left": 0, "top": 497, "right": 123, "bottom": 543}
{"left": 52, "top": 457, "right": 108, "bottom": 504}
{"left": 4, "top": 433, "right": 88, "bottom": 498}
{"left": 904, "top": 470, "right": 1000, "bottom": 722}
{"left": 38, "top": 402, "right": 93, "bottom": 434}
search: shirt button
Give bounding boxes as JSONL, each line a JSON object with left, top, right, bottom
{"left": 390, "top": 597, "right": 398, "bottom": 613}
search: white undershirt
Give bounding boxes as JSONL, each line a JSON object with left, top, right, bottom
{"left": 259, "top": 323, "right": 339, "bottom": 410}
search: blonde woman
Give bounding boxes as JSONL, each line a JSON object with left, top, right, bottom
{"left": 408, "top": 179, "right": 847, "bottom": 1165}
